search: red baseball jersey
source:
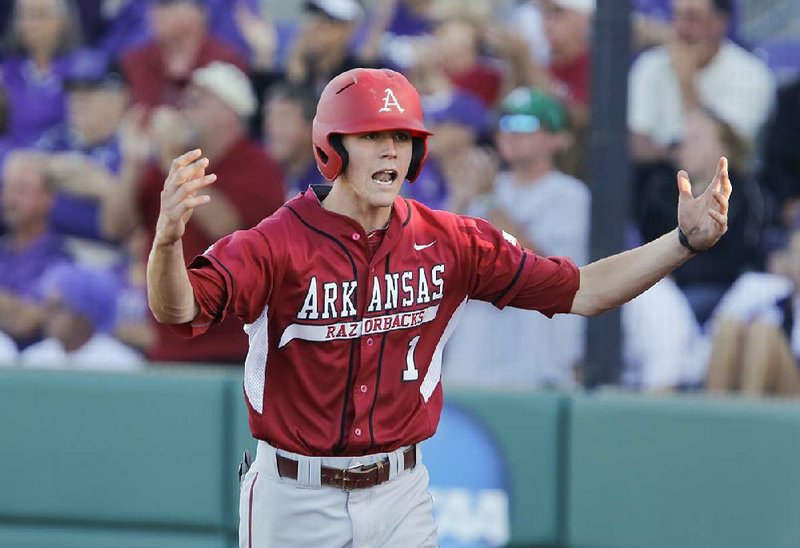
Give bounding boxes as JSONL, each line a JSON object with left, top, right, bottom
{"left": 179, "top": 186, "right": 580, "bottom": 456}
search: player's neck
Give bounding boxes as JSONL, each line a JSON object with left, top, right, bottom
{"left": 322, "top": 183, "right": 393, "bottom": 233}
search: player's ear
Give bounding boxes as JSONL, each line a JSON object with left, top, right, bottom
{"left": 330, "top": 134, "right": 349, "bottom": 176}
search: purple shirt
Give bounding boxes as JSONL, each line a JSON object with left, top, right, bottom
{"left": 0, "top": 56, "right": 71, "bottom": 149}
{"left": 0, "top": 231, "right": 72, "bottom": 300}
{"left": 34, "top": 130, "right": 123, "bottom": 241}
{"left": 403, "top": 159, "right": 449, "bottom": 211}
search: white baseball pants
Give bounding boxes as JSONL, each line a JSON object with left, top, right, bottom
{"left": 239, "top": 440, "right": 438, "bottom": 548}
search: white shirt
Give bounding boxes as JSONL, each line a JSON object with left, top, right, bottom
{"left": 0, "top": 331, "right": 19, "bottom": 367}
{"left": 20, "top": 334, "right": 144, "bottom": 371}
{"left": 492, "top": 170, "right": 590, "bottom": 265}
{"left": 628, "top": 40, "right": 775, "bottom": 145}
{"left": 622, "top": 278, "right": 709, "bottom": 390}
{"left": 444, "top": 170, "right": 590, "bottom": 389}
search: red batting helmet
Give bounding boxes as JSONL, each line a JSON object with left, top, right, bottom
{"left": 312, "top": 68, "right": 432, "bottom": 182}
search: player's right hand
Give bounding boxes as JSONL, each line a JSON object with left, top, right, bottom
{"left": 154, "top": 149, "right": 217, "bottom": 247}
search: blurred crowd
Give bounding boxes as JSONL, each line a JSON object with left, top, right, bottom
{"left": 0, "top": 0, "right": 799, "bottom": 398}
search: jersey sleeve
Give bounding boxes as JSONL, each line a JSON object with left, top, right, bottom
{"left": 170, "top": 226, "right": 276, "bottom": 338}
{"left": 461, "top": 216, "right": 580, "bottom": 317}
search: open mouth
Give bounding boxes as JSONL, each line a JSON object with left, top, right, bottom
{"left": 371, "top": 169, "right": 398, "bottom": 185}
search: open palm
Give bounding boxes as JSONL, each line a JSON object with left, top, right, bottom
{"left": 676, "top": 157, "right": 732, "bottom": 252}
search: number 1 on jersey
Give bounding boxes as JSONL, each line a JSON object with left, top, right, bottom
{"left": 404, "top": 335, "right": 420, "bottom": 381}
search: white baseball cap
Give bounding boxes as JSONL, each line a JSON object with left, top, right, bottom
{"left": 305, "top": 0, "right": 363, "bottom": 22}
{"left": 190, "top": 62, "right": 257, "bottom": 117}
{"left": 549, "top": 0, "right": 595, "bottom": 15}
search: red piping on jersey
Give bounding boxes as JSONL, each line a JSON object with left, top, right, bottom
{"left": 248, "top": 472, "right": 259, "bottom": 548}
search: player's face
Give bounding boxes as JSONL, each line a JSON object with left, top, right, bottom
{"left": 339, "top": 130, "right": 413, "bottom": 209}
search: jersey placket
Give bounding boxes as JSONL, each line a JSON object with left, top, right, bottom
{"left": 348, "top": 223, "right": 401, "bottom": 452}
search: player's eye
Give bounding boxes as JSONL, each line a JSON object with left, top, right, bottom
{"left": 362, "top": 132, "right": 380, "bottom": 140}
{"left": 394, "top": 131, "right": 411, "bottom": 142}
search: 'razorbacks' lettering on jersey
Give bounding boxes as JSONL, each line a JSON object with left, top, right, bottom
{"left": 179, "top": 186, "right": 580, "bottom": 457}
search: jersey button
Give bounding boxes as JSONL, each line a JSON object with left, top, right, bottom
{"left": 366, "top": 337, "right": 374, "bottom": 346}
{"left": 354, "top": 427, "right": 362, "bottom": 436}
{"left": 360, "top": 384, "right": 368, "bottom": 393}
{"left": 351, "top": 232, "right": 360, "bottom": 241}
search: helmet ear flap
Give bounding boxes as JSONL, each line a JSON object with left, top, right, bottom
{"left": 407, "top": 137, "right": 426, "bottom": 182}
{"left": 330, "top": 134, "right": 349, "bottom": 176}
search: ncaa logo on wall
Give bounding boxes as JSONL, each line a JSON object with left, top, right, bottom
{"left": 422, "top": 403, "right": 510, "bottom": 547}
{"left": 379, "top": 88, "right": 404, "bottom": 112}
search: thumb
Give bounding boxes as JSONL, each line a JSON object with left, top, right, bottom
{"left": 676, "top": 170, "right": 693, "bottom": 202}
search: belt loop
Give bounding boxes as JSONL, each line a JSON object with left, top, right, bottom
{"left": 257, "top": 440, "right": 281, "bottom": 480}
{"left": 296, "top": 456, "right": 322, "bottom": 489}
{"left": 388, "top": 447, "right": 403, "bottom": 481}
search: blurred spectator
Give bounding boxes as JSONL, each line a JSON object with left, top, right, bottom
{"left": 281, "top": 0, "right": 387, "bottom": 95}
{"left": 622, "top": 277, "right": 709, "bottom": 392}
{"left": 487, "top": 0, "right": 592, "bottom": 177}
{"left": 498, "top": 0, "right": 550, "bottom": 68}
{"left": 0, "top": 151, "right": 73, "bottom": 349}
{"left": 444, "top": 87, "right": 588, "bottom": 389}
{"left": 629, "top": 0, "right": 774, "bottom": 164}
{"left": 34, "top": 47, "right": 128, "bottom": 241}
{"left": 424, "top": 0, "right": 505, "bottom": 107}
{"left": 104, "top": 62, "right": 286, "bottom": 364}
{"left": 240, "top": 0, "right": 390, "bottom": 131}
{"left": 407, "top": 91, "right": 495, "bottom": 212}
{"left": 538, "top": 0, "right": 592, "bottom": 124}
{"left": 635, "top": 109, "right": 763, "bottom": 324}
{"left": 0, "top": 0, "right": 82, "bottom": 160}
{"left": 262, "top": 81, "right": 327, "bottom": 199}
{"left": 357, "top": 0, "right": 435, "bottom": 68}
{"left": 482, "top": 87, "right": 589, "bottom": 261}
{"left": 759, "top": 78, "right": 800, "bottom": 229}
{"left": 120, "top": 0, "right": 247, "bottom": 110}
{"left": 705, "top": 233, "right": 800, "bottom": 396}
{"left": 19, "top": 262, "right": 143, "bottom": 370}
{"left": 0, "top": 0, "right": 266, "bottom": 60}
{"left": 537, "top": 0, "right": 593, "bottom": 177}
{"left": 81, "top": 0, "right": 263, "bottom": 60}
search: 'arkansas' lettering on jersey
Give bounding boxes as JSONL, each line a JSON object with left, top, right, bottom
{"left": 282, "top": 264, "right": 445, "bottom": 347}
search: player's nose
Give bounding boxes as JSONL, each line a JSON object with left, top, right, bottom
{"left": 379, "top": 134, "right": 398, "bottom": 158}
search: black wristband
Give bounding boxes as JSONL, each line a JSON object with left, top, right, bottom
{"left": 678, "top": 227, "right": 702, "bottom": 254}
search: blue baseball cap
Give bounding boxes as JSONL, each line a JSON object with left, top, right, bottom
{"left": 41, "top": 264, "right": 119, "bottom": 334}
{"left": 425, "top": 92, "right": 489, "bottom": 137}
{"left": 65, "top": 49, "right": 125, "bottom": 90}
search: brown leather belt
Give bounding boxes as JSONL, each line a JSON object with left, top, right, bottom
{"left": 276, "top": 445, "right": 416, "bottom": 491}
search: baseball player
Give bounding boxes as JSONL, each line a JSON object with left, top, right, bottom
{"left": 146, "top": 68, "right": 731, "bottom": 547}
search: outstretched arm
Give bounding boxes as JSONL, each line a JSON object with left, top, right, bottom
{"left": 571, "top": 157, "right": 732, "bottom": 316}
{"left": 146, "top": 149, "right": 217, "bottom": 324}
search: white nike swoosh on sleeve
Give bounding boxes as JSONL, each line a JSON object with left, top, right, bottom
{"left": 414, "top": 241, "right": 436, "bottom": 251}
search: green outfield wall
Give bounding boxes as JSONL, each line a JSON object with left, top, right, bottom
{"left": 1, "top": 367, "right": 799, "bottom": 548}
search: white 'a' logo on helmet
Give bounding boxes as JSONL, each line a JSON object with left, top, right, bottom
{"left": 379, "top": 88, "right": 404, "bottom": 113}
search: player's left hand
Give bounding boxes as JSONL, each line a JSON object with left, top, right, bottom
{"left": 676, "top": 156, "right": 732, "bottom": 252}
